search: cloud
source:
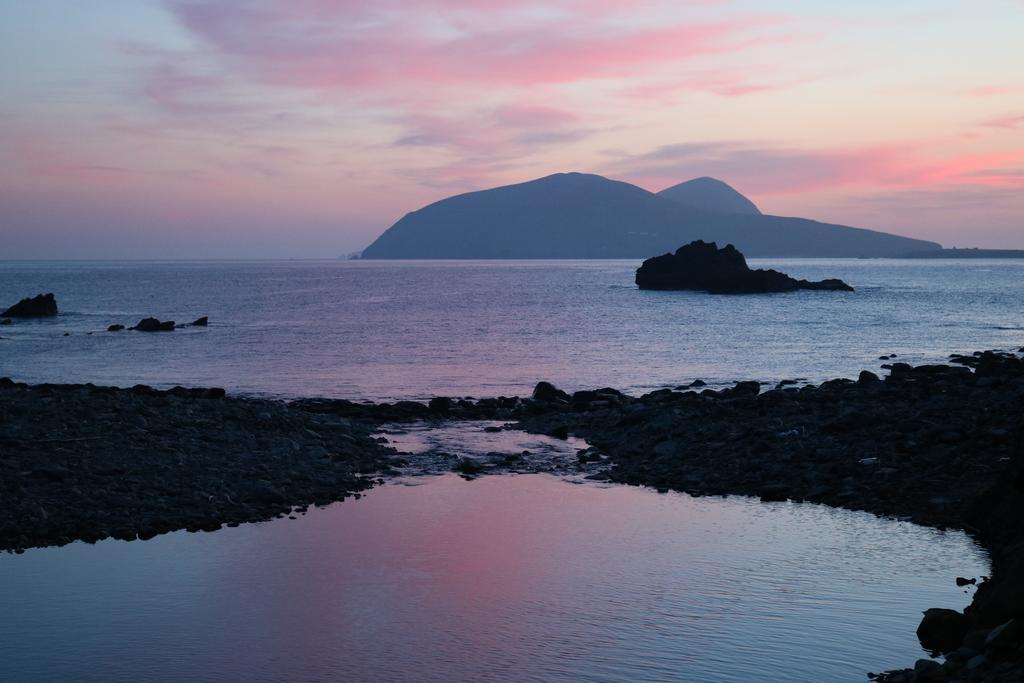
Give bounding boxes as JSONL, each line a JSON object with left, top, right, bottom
{"left": 982, "top": 113, "right": 1024, "bottom": 129}
{"left": 163, "top": 0, "right": 792, "bottom": 91}
{"left": 604, "top": 141, "right": 1024, "bottom": 195}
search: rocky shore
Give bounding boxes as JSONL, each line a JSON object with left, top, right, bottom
{"left": 3, "top": 349, "right": 1023, "bottom": 679}
{"left": 512, "top": 351, "right": 1024, "bottom": 681}
{"left": 0, "top": 379, "right": 394, "bottom": 551}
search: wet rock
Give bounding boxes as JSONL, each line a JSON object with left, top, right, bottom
{"left": 107, "top": 324, "right": 125, "bottom": 332}
{"left": 133, "top": 317, "right": 175, "bottom": 332}
{"left": 532, "top": 381, "right": 569, "bottom": 403}
{"left": 2, "top": 293, "right": 58, "bottom": 318}
{"left": 917, "top": 608, "right": 968, "bottom": 653}
{"left": 727, "top": 380, "right": 760, "bottom": 397}
{"left": 984, "top": 619, "right": 1021, "bottom": 652}
{"left": 0, "top": 318, "right": 11, "bottom": 325}
{"left": 956, "top": 576, "right": 977, "bottom": 586}
{"left": 757, "top": 483, "right": 790, "bottom": 502}
{"left": 428, "top": 397, "right": 452, "bottom": 413}
{"left": 858, "top": 370, "right": 881, "bottom": 384}
{"left": 190, "top": 316, "right": 208, "bottom": 326}
{"left": 912, "top": 659, "right": 947, "bottom": 682}
{"left": 546, "top": 425, "right": 569, "bottom": 440}
{"left": 453, "top": 458, "right": 484, "bottom": 476}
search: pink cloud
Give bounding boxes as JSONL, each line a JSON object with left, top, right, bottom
{"left": 968, "top": 84, "right": 1024, "bottom": 97}
{"left": 605, "top": 141, "right": 1024, "bottom": 195}
{"left": 983, "top": 113, "right": 1024, "bottom": 129}
{"left": 164, "top": 1, "right": 791, "bottom": 90}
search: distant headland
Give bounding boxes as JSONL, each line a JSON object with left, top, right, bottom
{"left": 360, "top": 172, "right": 941, "bottom": 259}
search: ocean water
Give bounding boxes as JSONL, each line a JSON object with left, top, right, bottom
{"left": 0, "top": 474, "right": 987, "bottom": 683}
{"left": 1, "top": 259, "right": 1022, "bottom": 400}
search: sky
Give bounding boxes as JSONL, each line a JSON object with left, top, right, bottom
{"left": 1, "top": 0, "right": 1023, "bottom": 258}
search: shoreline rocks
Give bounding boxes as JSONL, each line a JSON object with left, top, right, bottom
{"left": 635, "top": 240, "right": 854, "bottom": 293}
{"left": 0, "top": 379, "right": 393, "bottom": 552}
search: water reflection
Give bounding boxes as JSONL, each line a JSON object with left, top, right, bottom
{"left": 0, "top": 475, "right": 987, "bottom": 683}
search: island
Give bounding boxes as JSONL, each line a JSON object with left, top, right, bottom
{"left": 360, "top": 172, "right": 941, "bottom": 259}
{"left": 635, "top": 240, "right": 854, "bottom": 293}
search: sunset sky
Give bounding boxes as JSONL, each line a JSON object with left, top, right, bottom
{"left": 2, "top": 0, "right": 1023, "bottom": 258}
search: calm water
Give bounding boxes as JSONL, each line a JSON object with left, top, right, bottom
{"left": 0, "top": 475, "right": 987, "bottom": 683}
{"left": 1, "top": 259, "right": 1022, "bottom": 400}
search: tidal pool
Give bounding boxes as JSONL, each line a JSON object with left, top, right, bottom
{"left": 0, "top": 474, "right": 987, "bottom": 682}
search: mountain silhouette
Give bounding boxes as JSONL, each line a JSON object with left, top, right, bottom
{"left": 657, "top": 177, "right": 762, "bottom": 215}
{"left": 361, "top": 172, "right": 941, "bottom": 259}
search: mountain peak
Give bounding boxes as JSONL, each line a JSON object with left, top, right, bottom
{"left": 657, "top": 177, "right": 762, "bottom": 215}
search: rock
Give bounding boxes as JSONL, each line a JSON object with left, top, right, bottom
{"left": 532, "top": 381, "right": 569, "bottom": 403}
{"left": 956, "top": 576, "right": 977, "bottom": 586}
{"left": 2, "top": 293, "right": 58, "bottom": 318}
{"left": 546, "top": 425, "right": 569, "bottom": 440}
{"left": 107, "top": 324, "right": 125, "bottom": 332}
{"left": 984, "top": 619, "right": 1021, "bottom": 652}
{"left": 190, "top": 316, "right": 208, "bottom": 326}
{"left": 133, "top": 318, "right": 174, "bottom": 332}
{"left": 966, "top": 654, "right": 987, "bottom": 671}
{"left": 689, "top": 379, "right": 707, "bottom": 387}
{"left": 0, "top": 318, "right": 11, "bottom": 325}
{"left": 728, "top": 380, "right": 761, "bottom": 397}
{"left": 428, "top": 396, "right": 452, "bottom": 412}
{"left": 635, "top": 241, "right": 854, "bottom": 293}
{"left": 912, "top": 659, "right": 947, "bottom": 682}
{"left": 453, "top": 458, "right": 484, "bottom": 475}
{"left": 30, "top": 465, "right": 72, "bottom": 482}
{"left": 917, "top": 608, "right": 968, "bottom": 653}
{"left": 757, "top": 483, "right": 790, "bottom": 502}
{"left": 858, "top": 370, "right": 881, "bottom": 384}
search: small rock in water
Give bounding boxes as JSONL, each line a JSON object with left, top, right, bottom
{"left": 917, "top": 608, "right": 968, "bottom": 653}
{"left": 133, "top": 317, "right": 175, "bottom": 332}
{"left": 108, "top": 324, "right": 125, "bottom": 332}
{"left": 2, "top": 293, "right": 58, "bottom": 318}
{"left": 190, "top": 316, "right": 208, "bottom": 326}
{"left": 955, "top": 576, "right": 976, "bottom": 587}
{"left": 635, "top": 240, "right": 854, "bottom": 293}
{"left": 0, "top": 318, "right": 11, "bottom": 325}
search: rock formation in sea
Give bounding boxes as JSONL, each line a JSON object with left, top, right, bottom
{"left": 635, "top": 240, "right": 855, "bottom": 293}
{"left": 361, "top": 172, "right": 942, "bottom": 259}
{"left": 132, "top": 317, "right": 175, "bottom": 332}
{"left": 2, "top": 293, "right": 58, "bottom": 318}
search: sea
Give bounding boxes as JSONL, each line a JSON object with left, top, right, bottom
{"left": 1, "top": 258, "right": 1022, "bottom": 399}
{"left": 0, "top": 258, "right": 1016, "bottom": 682}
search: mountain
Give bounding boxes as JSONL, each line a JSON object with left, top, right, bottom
{"left": 657, "top": 177, "right": 762, "bottom": 215}
{"left": 360, "top": 172, "right": 941, "bottom": 259}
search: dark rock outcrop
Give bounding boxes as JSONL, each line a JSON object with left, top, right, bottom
{"left": 917, "top": 608, "right": 969, "bottom": 653}
{"left": 2, "top": 293, "right": 58, "bottom": 318}
{"left": 133, "top": 318, "right": 175, "bottom": 332}
{"left": 532, "top": 381, "right": 569, "bottom": 403}
{"left": 635, "top": 241, "right": 854, "bottom": 293}
{"left": 107, "top": 324, "right": 125, "bottom": 332}
{"left": 190, "top": 316, "right": 208, "bottom": 327}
